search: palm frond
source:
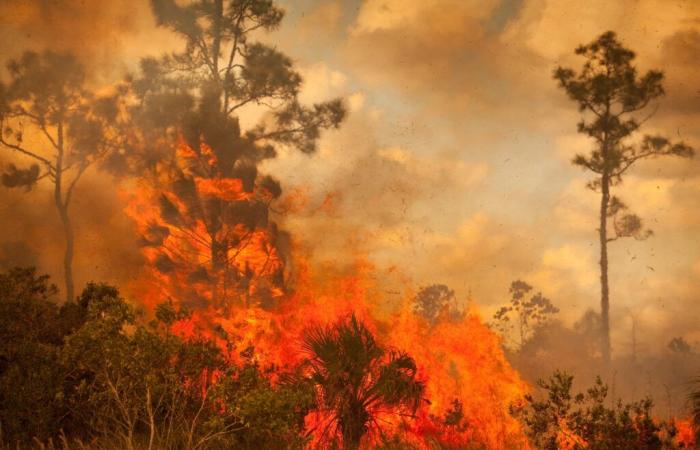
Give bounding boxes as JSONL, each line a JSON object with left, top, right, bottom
{"left": 302, "top": 314, "right": 425, "bottom": 448}
{"left": 365, "top": 351, "right": 424, "bottom": 413}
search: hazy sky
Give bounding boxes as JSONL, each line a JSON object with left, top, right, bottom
{"left": 0, "top": 0, "right": 698, "bottom": 356}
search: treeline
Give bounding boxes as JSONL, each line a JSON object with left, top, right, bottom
{"left": 1, "top": 269, "right": 697, "bottom": 449}
{"left": 0, "top": 267, "right": 315, "bottom": 449}
{"left": 488, "top": 278, "right": 700, "bottom": 432}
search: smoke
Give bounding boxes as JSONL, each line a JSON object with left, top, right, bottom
{"left": 0, "top": 0, "right": 176, "bottom": 298}
{"left": 509, "top": 310, "right": 700, "bottom": 418}
{"left": 0, "top": 157, "right": 143, "bottom": 297}
{"left": 0, "top": 0, "right": 176, "bottom": 82}
{"left": 0, "top": 0, "right": 698, "bottom": 416}
{"left": 263, "top": 0, "right": 700, "bottom": 415}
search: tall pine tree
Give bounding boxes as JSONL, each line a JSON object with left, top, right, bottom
{"left": 554, "top": 32, "right": 694, "bottom": 363}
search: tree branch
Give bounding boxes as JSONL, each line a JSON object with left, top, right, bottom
{"left": 64, "top": 161, "right": 90, "bottom": 207}
{"left": 0, "top": 135, "right": 55, "bottom": 170}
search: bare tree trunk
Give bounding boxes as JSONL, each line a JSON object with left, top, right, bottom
{"left": 54, "top": 121, "right": 75, "bottom": 303}
{"left": 599, "top": 173, "right": 611, "bottom": 364}
{"left": 340, "top": 410, "right": 364, "bottom": 450}
{"left": 342, "top": 430, "right": 361, "bottom": 450}
{"left": 210, "top": 238, "right": 226, "bottom": 307}
{"left": 519, "top": 310, "right": 525, "bottom": 351}
{"left": 211, "top": 0, "right": 223, "bottom": 78}
{"left": 57, "top": 203, "right": 75, "bottom": 302}
{"left": 126, "top": 426, "right": 135, "bottom": 450}
{"left": 146, "top": 387, "right": 155, "bottom": 450}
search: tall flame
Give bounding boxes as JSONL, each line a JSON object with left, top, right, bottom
{"left": 125, "top": 137, "right": 285, "bottom": 310}
{"left": 124, "top": 138, "right": 531, "bottom": 449}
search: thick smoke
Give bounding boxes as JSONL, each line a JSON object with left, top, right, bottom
{"left": 0, "top": 0, "right": 698, "bottom": 417}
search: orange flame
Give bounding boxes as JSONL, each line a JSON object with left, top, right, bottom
{"left": 555, "top": 418, "right": 587, "bottom": 450}
{"left": 124, "top": 138, "right": 531, "bottom": 449}
{"left": 674, "top": 419, "right": 697, "bottom": 449}
{"left": 125, "top": 137, "right": 284, "bottom": 310}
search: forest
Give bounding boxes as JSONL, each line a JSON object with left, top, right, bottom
{"left": 0, "top": 0, "right": 698, "bottom": 449}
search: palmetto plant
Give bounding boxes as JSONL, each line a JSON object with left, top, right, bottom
{"left": 302, "top": 315, "right": 425, "bottom": 450}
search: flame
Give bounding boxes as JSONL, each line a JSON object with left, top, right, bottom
{"left": 124, "top": 137, "right": 531, "bottom": 449}
{"left": 674, "top": 419, "right": 697, "bottom": 449}
{"left": 392, "top": 310, "right": 530, "bottom": 449}
{"left": 125, "top": 137, "right": 284, "bottom": 310}
{"left": 555, "top": 418, "right": 587, "bottom": 450}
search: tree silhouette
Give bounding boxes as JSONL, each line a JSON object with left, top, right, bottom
{"left": 519, "top": 371, "right": 672, "bottom": 449}
{"left": 0, "top": 51, "right": 125, "bottom": 302}
{"left": 553, "top": 31, "right": 694, "bottom": 363}
{"left": 125, "top": 0, "right": 345, "bottom": 164}
{"left": 413, "top": 283, "right": 462, "bottom": 325}
{"left": 667, "top": 337, "right": 692, "bottom": 354}
{"left": 125, "top": 0, "right": 345, "bottom": 307}
{"left": 302, "top": 315, "right": 424, "bottom": 450}
{"left": 492, "top": 280, "right": 558, "bottom": 350}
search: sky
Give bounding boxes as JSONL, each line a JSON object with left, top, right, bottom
{"left": 0, "top": 0, "right": 698, "bottom": 357}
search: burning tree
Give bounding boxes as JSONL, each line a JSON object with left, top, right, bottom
{"left": 0, "top": 51, "right": 125, "bottom": 302}
{"left": 125, "top": 0, "right": 345, "bottom": 308}
{"left": 519, "top": 370, "right": 686, "bottom": 449}
{"left": 130, "top": 130, "right": 289, "bottom": 308}
{"left": 554, "top": 31, "right": 694, "bottom": 363}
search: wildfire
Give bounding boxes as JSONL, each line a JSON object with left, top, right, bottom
{"left": 124, "top": 137, "right": 531, "bottom": 448}
{"left": 555, "top": 419, "right": 587, "bottom": 450}
{"left": 393, "top": 310, "right": 530, "bottom": 449}
{"left": 674, "top": 419, "right": 697, "bottom": 449}
{"left": 125, "top": 137, "right": 285, "bottom": 310}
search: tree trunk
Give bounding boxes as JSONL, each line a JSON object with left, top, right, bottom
{"left": 210, "top": 237, "right": 227, "bottom": 307}
{"left": 340, "top": 407, "right": 365, "bottom": 450}
{"left": 599, "top": 173, "right": 611, "bottom": 364}
{"left": 58, "top": 203, "right": 75, "bottom": 303}
{"left": 55, "top": 121, "right": 75, "bottom": 303}
{"left": 519, "top": 310, "right": 525, "bottom": 350}
{"left": 342, "top": 430, "right": 362, "bottom": 450}
{"left": 146, "top": 387, "right": 155, "bottom": 450}
{"left": 211, "top": 0, "right": 222, "bottom": 75}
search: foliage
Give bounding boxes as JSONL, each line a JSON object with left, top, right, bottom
{"left": 492, "top": 280, "right": 559, "bottom": 350}
{"left": 137, "top": 0, "right": 345, "bottom": 154}
{"left": 518, "top": 371, "right": 682, "bottom": 450}
{"left": 374, "top": 434, "right": 421, "bottom": 450}
{"left": 212, "top": 363, "right": 315, "bottom": 449}
{"left": 0, "top": 51, "right": 127, "bottom": 301}
{"left": 0, "top": 268, "right": 64, "bottom": 442}
{"left": 302, "top": 314, "right": 425, "bottom": 450}
{"left": 554, "top": 31, "right": 694, "bottom": 363}
{"left": 0, "top": 270, "right": 426, "bottom": 449}
{"left": 0, "top": 268, "right": 313, "bottom": 449}
{"left": 123, "top": 0, "right": 345, "bottom": 308}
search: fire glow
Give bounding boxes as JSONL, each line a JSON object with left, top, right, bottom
{"left": 124, "top": 137, "right": 532, "bottom": 449}
{"left": 0, "top": 1, "right": 698, "bottom": 448}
